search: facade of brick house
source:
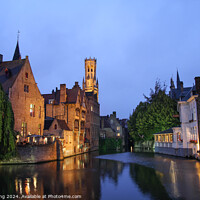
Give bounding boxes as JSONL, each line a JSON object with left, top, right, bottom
{"left": 0, "top": 42, "right": 44, "bottom": 140}
{"left": 43, "top": 82, "right": 87, "bottom": 154}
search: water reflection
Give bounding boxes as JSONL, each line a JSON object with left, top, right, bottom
{"left": 0, "top": 153, "right": 101, "bottom": 200}
{"left": 1, "top": 152, "right": 200, "bottom": 200}
{"left": 129, "top": 164, "right": 171, "bottom": 200}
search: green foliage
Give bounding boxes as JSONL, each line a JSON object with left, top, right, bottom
{"left": 128, "top": 81, "right": 179, "bottom": 142}
{"left": 0, "top": 84, "right": 16, "bottom": 160}
{"left": 99, "top": 138, "right": 122, "bottom": 153}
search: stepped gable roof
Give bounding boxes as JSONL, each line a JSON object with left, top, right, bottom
{"left": 44, "top": 119, "right": 54, "bottom": 130}
{"left": 43, "top": 83, "right": 85, "bottom": 105}
{"left": 57, "top": 119, "right": 70, "bottom": 130}
{"left": 0, "top": 59, "right": 26, "bottom": 94}
{"left": 154, "top": 128, "right": 173, "bottom": 135}
{"left": 66, "top": 88, "right": 79, "bottom": 104}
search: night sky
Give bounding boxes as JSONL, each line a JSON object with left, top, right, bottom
{"left": 1, "top": 0, "right": 200, "bottom": 119}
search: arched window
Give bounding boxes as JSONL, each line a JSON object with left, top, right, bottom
{"left": 55, "top": 124, "right": 57, "bottom": 129}
{"left": 88, "top": 68, "right": 89, "bottom": 72}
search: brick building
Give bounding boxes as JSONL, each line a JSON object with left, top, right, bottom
{"left": 43, "top": 82, "right": 87, "bottom": 154}
{"left": 0, "top": 42, "right": 44, "bottom": 140}
{"left": 43, "top": 57, "right": 100, "bottom": 151}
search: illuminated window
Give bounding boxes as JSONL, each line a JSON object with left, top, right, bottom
{"left": 117, "top": 133, "right": 120, "bottom": 137}
{"left": 170, "top": 134, "right": 173, "bottom": 142}
{"left": 49, "top": 99, "right": 54, "bottom": 104}
{"left": 74, "top": 120, "right": 79, "bottom": 130}
{"left": 117, "top": 126, "right": 120, "bottom": 131}
{"left": 39, "top": 106, "right": 41, "bottom": 118}
{"left": 91, "top": 106, "right": 93, "bottom": 112}
{"left": 24, "top": 85, "right": 29, "bottom": 93}
{"left": 38, "top": 124, "right": 41, "bottom": 135}
{"left": 21, "top": 122, "right": 27, "bottom": 137}
{"left": 30, "top": 104, "right": 35, "bottom": 117}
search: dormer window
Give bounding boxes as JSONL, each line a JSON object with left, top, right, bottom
{"left": 5, "top": 68, "right": 11, "bottom": 78}
{"left": 25, "top": 72, "right": 28, "bottom": 79}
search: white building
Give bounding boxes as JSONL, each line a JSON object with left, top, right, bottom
{"left": 154, "top": 77, "right": 200, "bottom": 158}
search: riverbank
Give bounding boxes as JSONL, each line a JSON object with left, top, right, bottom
{"left": 0, "top": 140, "right": 98, "bottom": 165}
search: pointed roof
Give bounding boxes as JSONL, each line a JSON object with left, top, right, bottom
{"left": 177, "top": 70, "right": 181, "bottom": 89}
{"left": 0, "top": 59, "right": 26, "bottom": 94}
{"left": 170, "top": 77, "right": 175, "bottom": 88}
{"left": 13, "top": 41, "right": 21, "bottom": 60}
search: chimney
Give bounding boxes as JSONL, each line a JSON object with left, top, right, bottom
{"left": 113, "top": 111, "right": 116, "bottom": 118}
{"left": 0, "top": 54, "right": 3, "bottom": 63}
{"left": 60, "top": 84, "right": 66, "bottom": 103}
{"left": 195, "top": 77, "right": 200, "bottom": 95}
{"left": 180, "top": 81, "right": 183, "bottom": 92}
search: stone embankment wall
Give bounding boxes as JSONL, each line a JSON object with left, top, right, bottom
{"left": 15, "top": 140, "right": 64, "bottom": 164}
{"left": 17, "top": 140, "right": 64, "bottom": 163}
{"left": 155, "top": 147, "right": 193, "bottom": 157}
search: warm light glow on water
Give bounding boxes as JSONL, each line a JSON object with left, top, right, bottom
{"left": 1, "top": 152, "right": 200, "bottom": 199}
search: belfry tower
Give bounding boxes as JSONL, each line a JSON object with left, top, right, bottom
{"left": 82, "top": 57, "right": 99, "bottom": 102}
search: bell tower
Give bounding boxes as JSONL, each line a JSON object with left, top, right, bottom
{"left": 83, "top": 57, "right": 98, "bottom": 101}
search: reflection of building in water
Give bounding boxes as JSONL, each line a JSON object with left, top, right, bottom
{"left": 129, "top": 163, "right": 171, "bottom": 200}
{"left": 61, "top": 153, "right": 101, "bottom": 200}
{"left": 15, "top": 175, "right": 44, "bottom": 197}
{"left": 0, "top": 153, "right": 101, "bottom": 200}
{"left": 99, "top": 159, "right": 124, "bottom": 184}
{"left": 153, "top": 155, "right": 200, "bottom": 200}
{"left": 195, "top": 162, "right": 200, "bottom": 185}
{"left": 169, "top": 160, "right": 179, "bottom": 198}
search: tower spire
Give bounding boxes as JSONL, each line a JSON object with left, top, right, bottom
{"left": 177, "top": 70, "right": 181, "bottom": 90}
{"left": 13, "top": 31, "right": 21, "bottom": 60}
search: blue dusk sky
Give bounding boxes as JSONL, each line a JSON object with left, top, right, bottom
{"left": 1, "top": 0, "right": 200, "bottom": 119}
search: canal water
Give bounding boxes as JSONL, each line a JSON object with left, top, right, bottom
{"left": 0, "top": 152, "right": 200, "bottom": 200}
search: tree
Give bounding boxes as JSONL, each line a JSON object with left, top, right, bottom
{"left": 0, "top": 84, "right": 16, "bottom": 159}
{"left": 128, "top": 81, "right": 179, "bottom": 142}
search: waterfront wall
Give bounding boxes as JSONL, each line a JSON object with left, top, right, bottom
{"left": 17, "top": 140, "right": 64, "bottom": 163}
{"left": 155, "top": 147, "right": 193, "bottom": 157}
